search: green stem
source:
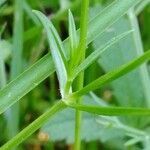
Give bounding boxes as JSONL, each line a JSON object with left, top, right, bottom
{"left": 128, "top": 9, "right": 150, "bottom": 107}
{"left": 0, "top": 101, "right": 67, "bottom": 150}
{"left": 6, "top": 0, "right": 23, "bottom": 142}
{"left": 74, "top": 0, "right": 89, "bottom": 150}
{"left": 69, "top": 104, "right": 150, "bottom": 116}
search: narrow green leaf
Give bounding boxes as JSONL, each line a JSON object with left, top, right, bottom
{"left": 68, "top": 9, "right": 78, "bottom": 59}
{"left": 73, "top": 30, "right": 133, "bottom": 79}
{"left": 128, "top": 9, "right": 150, "bottom": 107}
{"left": 8, "top": 0, "right": 24, "bottom": 141}
{"left": 72, "top": 49, "right": 150, "bottom": 97}
{"left": 33, "top": 10, "right": 68, "bottom": 97}
{"left": 0, "top": 54, "right": 55, "bottom": 114}
{"left": 0, "top": 101, "right": 66, "bottom": 150}
{"left": 69, "top": 104, "right": 150, "bottom": 116}
{"left": 87, "top": 0, "right": 141, "bottom": 44}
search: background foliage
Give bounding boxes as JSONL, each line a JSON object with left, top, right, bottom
{"left": 0, "top": 0, "right": 150, "bottom": 149}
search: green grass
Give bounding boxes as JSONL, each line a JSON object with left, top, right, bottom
{"left": 0, "top": 0, "right": 150, "bottom": 149}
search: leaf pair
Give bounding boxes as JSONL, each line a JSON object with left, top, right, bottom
{"left": 33, "top": 10, "right": 80, "bottom": 97}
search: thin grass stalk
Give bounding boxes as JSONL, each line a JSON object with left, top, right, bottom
{"left": 0, "top": 101, "right": 66, "bottom": 150}
{"left": 128, "top": 9, "right": 150, "bottom": 107}
{"left": 74, "top": 0, "right": 89, "bottom": 149}
{"left": 5, "top": 0, "right": 24, "bottom": 142}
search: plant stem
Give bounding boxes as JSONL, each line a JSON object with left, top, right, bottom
{"left": 74, "top": 0, "right": 89, "bottom": 150}
{"left": 6, "top": 0, "right": 23, "bottom": 142}
{"left": 128, "top": 9, "right": 150, "bottom": 107}
{"left": 0, "top": 101, "right": 67, "bottom": 150}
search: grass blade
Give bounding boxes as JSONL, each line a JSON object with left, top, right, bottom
{"left": 128, "top": 9, "right": 150, "bottom": 107}
{"left": 0, "top": 101, "right": 66, "bottom": 150}
{"left": 72, "top": 49, "right": 150, "bottom": 97}
{"left": 7, "top": 0, "right": 24, "bottom": 141}
{"left": 33, "top": 10, "right": 68, "bottom": 97}
{"left": 68, "top": 9, "right": 78, "bottom": 59}
{"left": 87, "top": 0, "right": 141, "bottom": 44}
{"left": 69, "top": 104, "right": 150, "bottom": 116}
{"left": 0, "top": 54, "right": 55, "bottom": 114}
{"left": 73, "top": 30, "right": 133, "bottom": 79}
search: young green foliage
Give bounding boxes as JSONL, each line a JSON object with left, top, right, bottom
{"left": 68, "top": 104, "right": 150, "bottom": 116}
{"left": 33, "top": 10, "right": 68, "bottom": 97}
{"left": 68, "top": 9, "right": 78, "bottom": 60}
{"left": 72, "top": 49, "right": 150, "bottom": 97}
{"left": 73, "top": 30, "right": 133, "bottom": 79}
{"left": 0, "top": 0, "right": 148, "bottom": 149}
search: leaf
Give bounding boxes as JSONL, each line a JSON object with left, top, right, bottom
{"left": 87, "top": 0, "right": 141, "bottom": 45}
{"left": 0, "top": 54, "right": 55, "bottom": 115}
{"left": 73, "top": 30, "right": 133, "bottom": 79}
{"left": 7, "top": 0, "right": 24, "bottom": 139}
{"left": 128, "top": 10, "right": 150, "bottom": 106}
{"left": 33, "top": 10, "right": 68, "bottom": 97}
{"left": 68, "top": 9, "right": 78, "bottom": 59}
{"left": 73, "top": 49, "right": 150, "bottom": 97}
{"left": 68, "top": 104, "right": 150, "bottom": 116}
